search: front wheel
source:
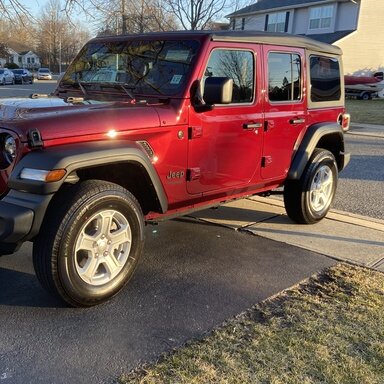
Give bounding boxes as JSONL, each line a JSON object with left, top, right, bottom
{"left": 33, "top": 180, "right": 145, "bottom": 307}
{"left": 284, "top": 149, "right": 338, "bottom": 224}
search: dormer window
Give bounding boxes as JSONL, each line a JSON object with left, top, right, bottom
{"left": 309, "top": 5, "right": 333, "bottom": 29}
{"left": 265, "top": 12, "right": 289, "bottom": 33}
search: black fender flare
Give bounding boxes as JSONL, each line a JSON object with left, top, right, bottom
{"left": 287, "top": 122, "right": 350, "bottom": 180}
{"left": 9, "top": 140, "right": 168, "bottom": 213}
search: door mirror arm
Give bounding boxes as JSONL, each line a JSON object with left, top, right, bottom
{"left": 190, "top": 79, "right": 214, "bottom": 113}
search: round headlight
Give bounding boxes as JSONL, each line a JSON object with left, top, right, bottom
{"left": 4, "top": 135, "right": 16, "bottom": 164}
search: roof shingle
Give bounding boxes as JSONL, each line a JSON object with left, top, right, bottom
{"left": 228, "top": 0, "right": 331, "bottom": 18}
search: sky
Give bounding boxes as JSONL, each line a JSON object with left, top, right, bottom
{"left": 19, "top": 0, "right": 47, "bottom": 14}
{"left": 17, "top": 0, "right": 92, "bottom": 32}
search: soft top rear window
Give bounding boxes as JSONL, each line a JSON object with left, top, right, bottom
{"left": 310, "top": 55, "right": 341, "bottom": 102}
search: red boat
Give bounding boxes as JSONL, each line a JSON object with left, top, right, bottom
{"left": 345, "top": 71, "right": 384, "bottom": 99}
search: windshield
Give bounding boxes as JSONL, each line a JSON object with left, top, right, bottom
{"left": 39, "top": 69, "right": 50, "bottom": 73}
{"left": 13, "top": 69, "right": 23, "bottom": 74}
{"left": 61, "top": 39, "right": 200, "bottom": 97}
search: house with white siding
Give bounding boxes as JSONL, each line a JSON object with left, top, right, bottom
{"left": 0, "top": 48, "right": 41, "bottom": 69}
{"left": 227, "top": 0, "right": 384, "bottom": 75}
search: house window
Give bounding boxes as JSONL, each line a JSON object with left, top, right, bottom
{"left": 265, "top": 12, "right": 289, "bottom": 33}
{"left": 310, "top": 55, "right": 341, "bottom": 102}
{"left": 309, "top": 5, "right": 333, "bottom": 30}
{"left": 32, "top": 58, "right": 35, "bottom": 64}
{"left": 232, "top": 19, "right": 236, "bottom": 30}
{"left": 18, "top": 57, "right": 22, "bottom": 63}
{"left": 268, "top": 52, "right": 301, "bottom": 102}
{"left": 27, "top": 57, "right": 31, "bottom": 63}
{"left": 241, "top": 18, "right": 245, "bottom": 30}
{"left": 203, "top": 49, "right": 255, "bottom": 103}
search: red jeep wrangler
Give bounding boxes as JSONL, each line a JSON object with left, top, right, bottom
{"left": 0, "top": 31, "right": 349, "bottom": 306}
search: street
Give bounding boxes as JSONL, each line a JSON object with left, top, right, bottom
{"left": 0, "top": 80, "right": 57, "bottom": 97}
{"left": 334, "top": 134, "right": 384, "bottom": 220}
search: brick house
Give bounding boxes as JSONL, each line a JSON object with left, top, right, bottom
{"left": 227, "top": 0, "right": 384, "bottom": 75}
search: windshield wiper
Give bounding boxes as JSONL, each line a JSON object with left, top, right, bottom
{"left": 78, "top": 81, "right": 89, "bottom": 98}
{"left": 80, "top": 81, "right": 137, "bottom": 101}
{"left": 116, "top": 83, "right": 136, "bottom": 101}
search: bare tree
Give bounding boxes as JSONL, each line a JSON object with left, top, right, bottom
{"left": 165, "top": 0, "right": 229, "bottom": 30}
{"left": 0, "top": 0, "right": 31, "bottom": 22}
{"left": 35, "top": 0, "right": 90, "bottom": 72}
{"left": 90, "top": 0, "right": 178, "bottom": 35}
{"left": 0, "top": 42, "right": 7, "bottom": 58}
{"left": 0, "top": 17, "right": 37, "bottom": 60}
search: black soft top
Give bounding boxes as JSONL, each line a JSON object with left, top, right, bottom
{"left": 89, "top": 30, "right": 342, "bottom": 56}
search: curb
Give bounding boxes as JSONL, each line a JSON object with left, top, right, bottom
{"left": 249, "top": 196, "right": 384, "bottom": 232}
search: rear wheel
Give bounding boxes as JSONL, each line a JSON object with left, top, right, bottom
{"left": 33, "top": 180, "right": 144, "bottom": 307}
{"left": 284, "top": 149, "right": 338, "bottom": 224}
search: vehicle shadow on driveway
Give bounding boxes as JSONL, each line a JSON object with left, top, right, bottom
{"left": 0, "top": 267, "right": 64, "bottom": 308}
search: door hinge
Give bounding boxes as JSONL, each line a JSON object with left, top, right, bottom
{"left": 187, "top": 168, "right": 201, "bottom": 181}
{"left": 188, "top": 126, "right": 203, "bottom": 140}
{"left": 261, "top": 156, "right": 272, "bottom": 168}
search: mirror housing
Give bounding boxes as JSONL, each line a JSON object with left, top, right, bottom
{"left": 203, "top": 77, "right": 233, "bottom": 105}
{"left": 190, "top": 77, "right": 233, "bottom": 113}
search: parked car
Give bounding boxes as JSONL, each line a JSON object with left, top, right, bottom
{"left": 0, "top": 68, "right": 15, "bottom": 85}
{"left": 0, "top": 31, "right": 350, "bottom": 307}
{"left": 37, "top": 68, "right": 52, "bottom": 80}
{"left": 12, "top": 69, "right": 34, "bottom": 84}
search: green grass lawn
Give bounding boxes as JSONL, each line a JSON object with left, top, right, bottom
{"left": 346, "top": 98, "right": 384, "bottom": 125}
{"left": 122, "top": 263, "right": 384, "bottom": 384}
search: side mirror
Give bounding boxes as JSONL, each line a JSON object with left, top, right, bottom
{"left": 203, "top": 77, "right": 233, "bottom": 105}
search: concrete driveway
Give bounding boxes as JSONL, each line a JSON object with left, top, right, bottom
{"left": 0, "top": 218, "right": 333, "bottom": 383}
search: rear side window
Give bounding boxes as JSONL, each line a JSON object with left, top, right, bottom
{"left": 310, "top": 56, "right": 341, "bottom": 102}
{"left": 268, "top": 52, "right": 301, "bottom": 102}
{"left": 204, "top": 49, "right": 254, "bottom": 103}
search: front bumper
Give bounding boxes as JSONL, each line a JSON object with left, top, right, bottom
{"left": 0, "top": 190, "right": 53, "bottom": 255}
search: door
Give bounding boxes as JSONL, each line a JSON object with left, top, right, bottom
{"left": 187, "top": 44, "right": 263, "bottom": 195}
{"left": 261, "top": 46, "right": 306, "bottom": 180}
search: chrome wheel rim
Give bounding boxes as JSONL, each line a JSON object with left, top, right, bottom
{"left": 309, "top": 165, "right": 334, "bottom": 213}
{"left": 74, "top": 209, "right": 132, "bottom": 286}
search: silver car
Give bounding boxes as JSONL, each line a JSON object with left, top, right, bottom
{"left": 37, "top": 68, "right": 52, "bottom": 80}
{"left": 0, "top": 68, "right": 15, "bottom": 85}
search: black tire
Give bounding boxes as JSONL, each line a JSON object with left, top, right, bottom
{"left": 284, "top": 149, "right": 338, "bottom": 224}
{"left": 33, "top": 180, "right": 145, "bottom": 307}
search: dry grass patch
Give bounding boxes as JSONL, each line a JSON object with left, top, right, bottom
{"left": 346, "top": 99, "right": 384, "bottom": 125}
{"left": 122, "top": 263, "right": 384, "bottom": 384}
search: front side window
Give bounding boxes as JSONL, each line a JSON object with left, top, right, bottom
{"left": 61, "top": 39, "right": 200, "bottom": 97}
{"left": 266, "top": 12, "right": 288, "bottom": 33}
{"left": 203, "top": 49, "right": 254, "bottom": 103}
{"left": 268, "top": 52, "right": 301, "bottom": 102}
{"left": 310, "top": 55, "right": 341, "bottom": 102}
{"left": 309, "top": 5, "right": 333, "bottom": 30}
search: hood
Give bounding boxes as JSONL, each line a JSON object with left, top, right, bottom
{"left": 0, "top": 97, "right": 162, "bottom": 142}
